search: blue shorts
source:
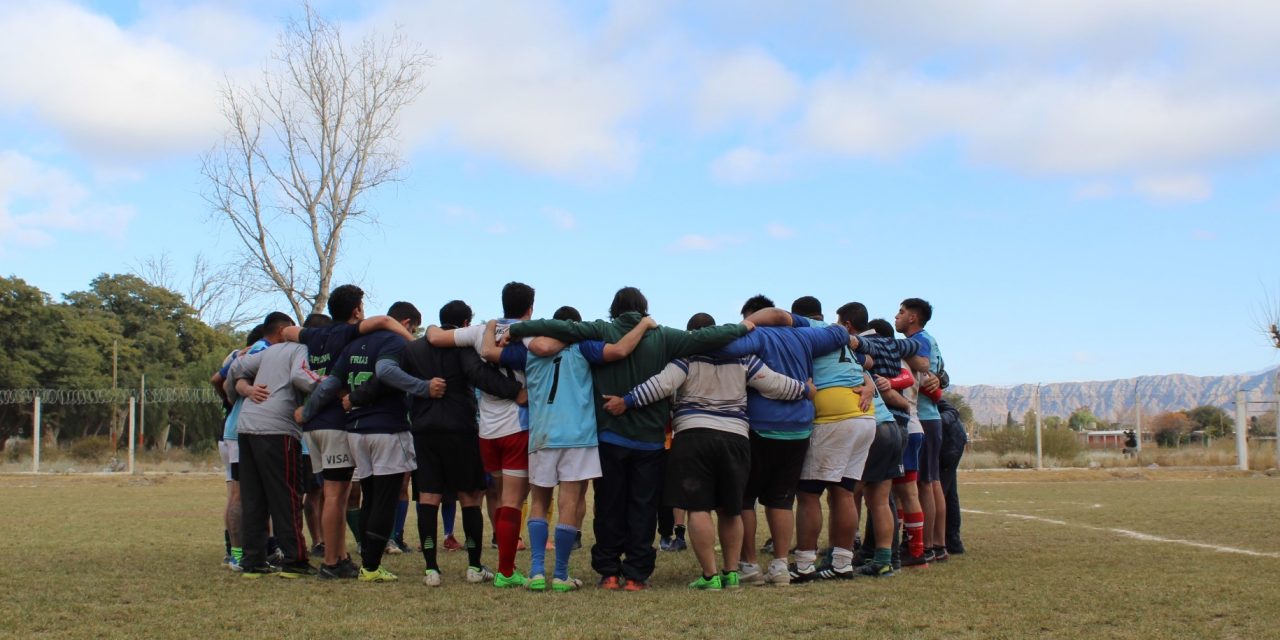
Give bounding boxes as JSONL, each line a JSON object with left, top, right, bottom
{"left": 902, "top": 432, "right": 923, "bottom": 472}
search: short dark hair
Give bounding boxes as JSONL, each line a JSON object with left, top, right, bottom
{"left": 791, "top": 296, "right": 822, "bottom": 319}
{"left": 609, "top": 287, "right": 648, "bottom": 318}
{"left": 263, "top": 311, "right": 295, "bottom": 337}
{"left": 836, "top": 302, "right": 869, "bottom": 333}
{"left": 303, "top": 313, "right": 332, "bottom": 329}
{"left": 740, "top": 294, "right": 774, "bottom": 317}
{"left": 901, "top": 298, "right": 933, "bottom": 326}
{"left": 553, "top": 306, "right": 582, "bottom": 322}
{"left": 387, "top": 301, "right": 422, "bottom": 329}
{"left": 869, "top": 318, "right": 894, "bottom": 338}
{"left": 501, "top": 282, "right": 535, "bottom": 318}
{"left": 686, "top": 312, "right": 715, "bottom": 331}
{"left": 246, "top": 324, "right": 265, "bottom": 346}
{"left": 438, "top": 300, "right": 472, "bottom": 329}
{"left": 328, "top": 284, "right": 364, "bottom": 323}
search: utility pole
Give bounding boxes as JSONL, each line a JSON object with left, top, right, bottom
{"left": 1035, "top": 384, "right": 1043, "bottom": 469}
{"left": 1134, "top": 382, "right": 1143, "bottom": 456}
{"left": 1235, "top": 390, "right": 1248, "bottom": 471}
{"left": 139, "top": 374, "right": 146, "bottom": 451}
{"left": 111, "top": 340, "right": 119, "bottom": 452}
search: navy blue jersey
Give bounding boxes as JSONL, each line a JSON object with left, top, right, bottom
{"left": 333, "top": 330, "right": 410, "bottom": 434}
{"left": 299, "top": 323, "right": 362, "bottom": 431}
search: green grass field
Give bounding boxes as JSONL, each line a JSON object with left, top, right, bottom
{"left": 2, "top": 469, "right": 1277, "bottom": 640}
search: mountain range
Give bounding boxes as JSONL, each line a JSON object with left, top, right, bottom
{"left": 952, "top": 368, "right": 1279, "bottom": 425}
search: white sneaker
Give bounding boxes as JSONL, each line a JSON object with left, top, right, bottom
{"left": 385, "top": 540, "right": 403, "bottom": 555}
{"left": 422, "top": 569, "right": 442, "bottom": 587}
{"left": 466, "top": 565, "right": 494, "bottom": 583}
{"left": 738, "top": 562, "right": 765, "bottom": 585}
{"left": 765, "top": 560, "right": 791, "bottom": 586}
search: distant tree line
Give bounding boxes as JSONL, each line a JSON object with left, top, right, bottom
{"left": 0, "top": 275, "right": 237, "bottom": 450}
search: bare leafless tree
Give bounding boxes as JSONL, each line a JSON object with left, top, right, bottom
{"left": 134, "top": 252, "right": 259, "bottom": 330}
{"left": 201, "top": 5, "right": 428, "bottom": 320}
{"left": 1255, "top": 282, "right": 1280, "bottom": 348}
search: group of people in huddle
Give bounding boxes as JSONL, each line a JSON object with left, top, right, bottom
{"left": 212, "top": 281, "right": 967, "bottom": 592}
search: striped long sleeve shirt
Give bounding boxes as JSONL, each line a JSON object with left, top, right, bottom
{"left": 623, "top": 354, "right": 806, "bottom": 438}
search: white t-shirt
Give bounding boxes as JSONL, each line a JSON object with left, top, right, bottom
{"left": 900, "top": 359, "right": 924, "bottom": 435}
{"left": 453, "top": 321, "right": 528, "bottom": 440}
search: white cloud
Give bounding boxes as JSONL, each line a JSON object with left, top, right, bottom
{"left": 710, "top": 146, "right": 788, "bottom": 183}
{"left": 0, "top": 1, "right": 248, "bottom": 159}
{"left": 670, "top": 233, "right": 744, "bottom": 252}
{"left": 1134, "top": 174, "right": 1213, "bottom": 203}
{"left": 485, "top": 222, "right": 511, "bottom": 235}
{"left": 372, "top": 1, "right": 645, "bottom": 178}
{"left": 0, "top": 151, "right": 133, "bottom": 250}
{"left": 796, "top": 67, "right": 1280, "bottom": 177}
{"left": 543, "top": 207, "right": 577, "bottom": 230}
{"left": 694, "top": 47, "right": 799, "bottom": 131}
{"left": 765, "top": 223, "right": 795, "bottom": 238}
{"left": 1191, "top": 229, "right": 1217, "bottom": 241}
{"left": 1073, "top": 182, "right": 1116, "bottom": 200}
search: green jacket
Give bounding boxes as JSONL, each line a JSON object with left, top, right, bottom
{"left": 508, "top": 312, "right": 749, "bottom": 445}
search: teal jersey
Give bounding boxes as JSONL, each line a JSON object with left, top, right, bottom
{"left": 793, "top": 316, "right": 864, "bottom": 390}
{"left": 222, "top": 339, "right": 271, "bottom": 441}
{"left": 912, "top": 330, "right": 942, "bottom": 421}
{"left": 501, "top": 341, "right": 605, "bottom": 451}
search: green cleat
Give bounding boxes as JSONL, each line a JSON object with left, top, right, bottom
{"left": 688, "top": 574, "right": 723, "bottom": 591}
{"left": 493, "top": 570, "right": 527, "bottom": 589}
{"left": 526, "top": 574, "right": 547, "bottom": 591}
{"left": 552, "top": 577, "right": 582, "bottom": 592}
{"left": 721, "top": 571, "right": 741, "bottom": 588}
{"left": 358, "top": 566, "right": 398, "bottom": 583}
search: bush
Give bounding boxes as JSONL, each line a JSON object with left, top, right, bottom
{"left": 974, "top": 426, "right": 1082, "bottom": 460}
{"left": 5, "top": 438, "right": 31, "bottom": 462}
{"left": 68, "top": 436, "right": 113, "bottom": 462}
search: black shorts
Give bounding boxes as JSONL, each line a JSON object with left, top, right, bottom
{"left": 919, "top": 419, "right": 943, "bottom": 483}
{"left": 412, "top": 430, "right": 486, "bottom": 496}
{"left": 229, "top": 463, "right": 240, "bottom": 482}
{"left": 742, "top": 431, "right": 809, "bottom": 511}
{"left": 664, "top": 429, "right": 750, "bottom": 513}
{"left": 298, "top": 448, "right": 317, "bottom": 495}
{"left": 861, "top": 420, "right": 905, "bottom": 483}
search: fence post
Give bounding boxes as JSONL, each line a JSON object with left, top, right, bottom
{"left": 128, "top": 397, "right": 137, "bottom": 476}
{"left": 32, "top": 395, "right": 41, "bottom": 474}
{"left": 1235, "top": 390, "right": 1248, "bottom": 471}
{"left": 1034, "top": 384, "right": 1043, "bottom": 469}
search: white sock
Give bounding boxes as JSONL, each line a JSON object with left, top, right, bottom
{"left": 739, "top": 561, "right": 759, "bottom": 573}
{"left": 768, "top": 558, "right": 789, "bottom": 574}
{"left": 795, "top": 549, "right": 817, "bottom": 570}
{"left": 832, "top": 547, "right": 854, "bottom": 570}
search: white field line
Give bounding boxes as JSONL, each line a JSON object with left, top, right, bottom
{"left": 963, "top": 508, "right": 1280, "bottom": 559}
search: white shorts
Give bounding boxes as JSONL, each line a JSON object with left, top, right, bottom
{"left": 218, "top": 440, "right": 235, "bottom": 481}
{"left": 348, "top": 431, "right": 416, "bottom": 481}
{"left": 801, "top": 416, "right": 877, "bottom": 483}
{"left": 305, "top": 429, "right": 355, "bottom": 473}
{"left": 528, "top": 446, "right": 602, "bottom": 488}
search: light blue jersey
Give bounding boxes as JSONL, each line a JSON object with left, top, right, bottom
{"left": 912, "top": 330, "right": 942, "bottom": 421}
{"left": 794, "top": 315, "right": 865, "bottom": 390}
{"left": 222, "top": 339, "right": 270, "bottom": 441}
{"left": 501, "top": 340, "right": 606, "bottom": 451}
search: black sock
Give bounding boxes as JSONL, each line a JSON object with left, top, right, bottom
{"left": 674, "top": 524, "right": 686, "bottom": 540}
{"left": 704, "top": 574, "right": 716, "bottom": 581}
{"left": 462, "top": 506, "right": 484, "bottom": 568}
{"left": 417, "top": 503, "right": 440, "bottom": 571}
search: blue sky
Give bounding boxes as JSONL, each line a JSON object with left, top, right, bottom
{"left": 2, "top": 0, "right": 1279, "bottom": 386}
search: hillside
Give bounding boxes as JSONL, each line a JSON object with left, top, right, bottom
{"left": 953, "top": 368, "right": 1279, "bottom": 424}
